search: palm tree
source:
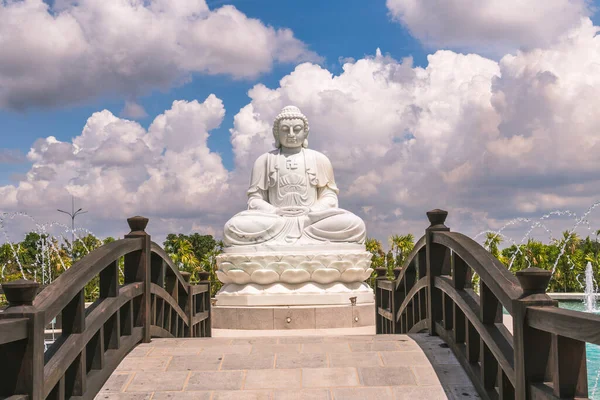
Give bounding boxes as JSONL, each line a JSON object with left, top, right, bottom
{"left": 484, "top": 232, "right": 502, "bottom": 260}
{"left": 168, "top": 238, "right": 200, "bottom": 274}
{"left": 389, "top": 234, "right": 415, "bottom": 268}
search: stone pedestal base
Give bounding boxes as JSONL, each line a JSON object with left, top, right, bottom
{"left": 215, "top": 281, "right": 374, "bottom": 306}
{"left": 211, "top": 303, "right": 375, "bottom": 331}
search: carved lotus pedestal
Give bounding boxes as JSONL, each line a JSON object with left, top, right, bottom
{"left": 213, "top": 244, "right": 376, "bottom": 331}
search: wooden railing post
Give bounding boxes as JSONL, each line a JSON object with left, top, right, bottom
{"left": 425, "top": 209, "right": 450, "bottom": 336}
{"left": 124, "top": 216, "right": 152, "bottom": 343}
{"left": 512, "top": 267, "right": 556, "bottom": 400}
{"left": 374, "top": 267, "right": 387, "bottom": 334}
{"left": 179, "top": 271, "right": 193, "bottom": 337}
{"left": 0, "top": 280, "right": 44, "bottom": 400}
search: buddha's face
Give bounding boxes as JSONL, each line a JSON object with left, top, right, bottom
{"left": 278, "top": 118, "right": 307, "bottom": 148}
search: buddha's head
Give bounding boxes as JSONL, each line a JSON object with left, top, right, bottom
{"left": 272, "top": 105, "right": 310, "bottom": 149}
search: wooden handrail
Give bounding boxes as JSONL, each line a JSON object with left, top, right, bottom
{"left": 34, "top": 238, "right": 143, "bottom": 325}
{"left": 0, "top": 215, "right": 212, "bottom": 400}
{"left": 433, "top": 231, "right": 523, "bottom": 314}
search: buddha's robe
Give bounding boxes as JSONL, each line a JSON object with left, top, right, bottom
{"left": 223, "top": 148, "right": 366, "bottom": 246}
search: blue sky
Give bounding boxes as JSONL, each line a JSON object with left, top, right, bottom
{"left": 1, "top": 0, "right": 600, "bottom": 244}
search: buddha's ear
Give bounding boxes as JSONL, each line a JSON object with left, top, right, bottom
{"left": 274, "top": 137, "right": 281, "bottom": 148}
{"left": 302, "top": 139, "right": 308, "bottom": 148}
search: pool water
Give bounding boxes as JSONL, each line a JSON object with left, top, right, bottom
{"left": 557, "top": 301, "right": 600, "bottom": 398}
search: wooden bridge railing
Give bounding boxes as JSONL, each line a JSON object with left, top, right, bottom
{"left": 375, "top": 209, "right": 600, "bottom": 400}
{"left": 0, "top": 216, "right": 211, "bottom": 400}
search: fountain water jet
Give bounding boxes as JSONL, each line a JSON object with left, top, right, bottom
{"left": 585, "top": 261, "right": 597, "bottom": 313}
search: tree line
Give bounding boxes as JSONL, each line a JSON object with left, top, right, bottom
{"left": 1, "top": 229, "right": 600, "bottom": 305}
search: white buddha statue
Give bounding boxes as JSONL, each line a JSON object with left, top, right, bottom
{"left": 223, "top": 105, "right": 366, "bottom": 247}
{"left": 216, "top": 106, "right": 373, "bottom": 306}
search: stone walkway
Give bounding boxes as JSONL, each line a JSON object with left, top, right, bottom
{"left": 96, "top": 334, "right": 479, "bottom": 400}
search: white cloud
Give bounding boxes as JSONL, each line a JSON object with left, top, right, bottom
{"left": 0, "top": 95, "right": 239, "bottom": 243}
{"left": 229, "top": 20, "right": 600, "bottom": 242}
{"left": 0, "top": 0, "right": 320, "bottom": 110}
{"left": 386, "top": 0, "right": 593, "bottom": 55}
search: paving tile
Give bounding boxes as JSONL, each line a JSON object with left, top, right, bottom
{"left": 150, "top": 347, "right": 202, "bottom": 356}
{"left": 445, "top": 385, "right": 481, "bottom": 399}
{"left": 331, "top": 387, "right": 393, "bottom": 400}
{"left": 302, "top": 343, "right": 350, "bottom": 353}
{"left": 213, "top": 391, "right": 272, "bottom": 400}
{"left": 181, "top": 338, "right": 233, "bottom": 347}
{"left": 391, "top": 386, "right": 448, "bottom": 399}
{"left": 231, "top": 337, "right": 279, "bottom": 345}
{"left": 126, "top": 371, "right": 189, "bottom": 392}
{"left": 302, "top": 367, "right": 359, "bottom": 388}
{"left": 252, "top": 344, "right": 301, "bottom": 354}
{"left": 117, "top": 357, "right": 171, "bottom": 372}
{"left": 126, "top": 347, "right": 153, "bottom": 357}
{"left": 167, "top": 354, "right": 223, "bottom": 371}
{"left": 276, "top": 353, "right": 327, "bottom": 369}
{"left": 328, "top": 352, "right": 382, "bottom": 367}
{"left": 272, "top": 389, "right": 331, "bottom": 400}
{"left": 220, "top": 353, "right": 275, "bottom": 370}
{"left": 358, "top": 366, "right": 417, "bottom": 386}
{"left": 350, "top": 341, "right": 402, "bottom": 352}
{"left": 186, "top": 370, "right": 245, "bottom": 391}
{"left": 278, "top": 336, "right": 325, "bottom": 344}
{"left": 245, "top": 369, "right": 302, "bottom": 390}
{"left": 428, "top": 364, "right": 471, "bottom": 386}
{"left": 151, "top": 392, "right": 212, "bottom": 400}
{"left": 201, "top": 344, "right": 252, "bottom": 354}
{"left": 323, "top": 335, "right": 373, "bottom": 343}
{"left": 411, "top": 365, "right": 442, "bottom": 386}
{"left": 430, "top": 348, "right": 461, "bottom": 365}
{"left": 380, "top": 351, "right": 430, "bottom": 366}
{"left": 98, "top": 373, "right": 132, "bottom": 392}
{"left": 94, "top": 393, "right": 152, "bottom": 400}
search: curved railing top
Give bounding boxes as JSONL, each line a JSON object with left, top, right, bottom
{"left": 150, "top": 241, "right": 190, "bottom": 293}
{"left": 432, "top": 230, "right": 523, "bottom": 314}
{"left": 34, "top": 238, "right": 143, "bottom": 325}
{"left": 393, "top": 235, "right": 426, "bottom": 288}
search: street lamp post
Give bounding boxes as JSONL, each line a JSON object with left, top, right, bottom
{"left": 58, "top": 196, "right": 87, "bottom": 262}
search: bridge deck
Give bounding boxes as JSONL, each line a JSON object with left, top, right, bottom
{"left": 96, "top": 334, "right": 477, "bottom": 400}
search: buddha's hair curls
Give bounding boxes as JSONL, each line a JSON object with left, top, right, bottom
{"left": 272, "top": 105, "right": 310, "bottom": 148}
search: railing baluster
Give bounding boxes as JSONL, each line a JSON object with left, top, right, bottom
{"left": 104, "top": 312, "right": 120, "bottom": 350}
{"left": 453, "top": 304, "right": 465, "bottom": 344}
{"left": 99, "top": 260, "right": 118, "bottom": 298}
{"left": 64, "top": 351, "right": 86, "bottom": 397}
{"left": 551, "top": 334, "right": 587, "bottom": 398}
{"left": 451, "top": 252, "right": 469, "bottom": 290}
{"left": 466, "top": 320, "right": 480, "bottom": 363}
{"left": 480, "top": 340, "right": 498, "bottom": 390}
{"left": 87, "top": 327, "right": 104, "bottom": 371}
{"left": 480, "top": 282, "right": 501, "bottom": 324}
{"left": 62, "top": 290, "right": 85, "bottom": 335}
{"left": 498, "top": 369, "right": 515, "bottom": 400}
{"left": 442, "top": 293, "right": 453, "bottom": 330}
{"left": 120, "top": 301, "right": 133, "bottom": 336}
